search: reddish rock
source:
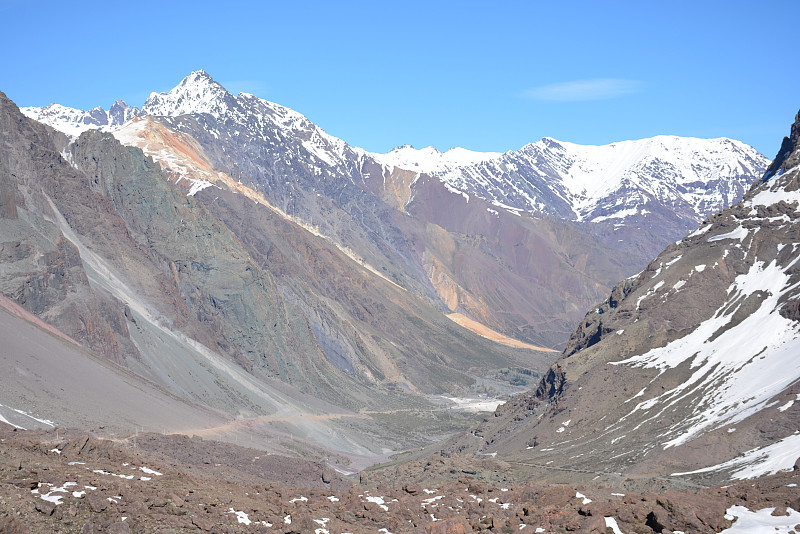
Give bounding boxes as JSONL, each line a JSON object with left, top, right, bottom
{"left": 416, "top": 517, "right": 471, "bottom": 533}
{"left": 0, "top": 516, "right": 28, "bottom": 534}
{"left": 34, "top": 499, "right": 56, "bottom": 516}
{"left": 404, "top": 483, "right": 422, "bottom": 495}
{"left": 86, "top": 494, "right": 107, "bottom": 513}
{"left": 7, "top": 478, "right": 38, "bottom": 490}
{"left": 577, "top": 515, "right": 608, "bottom": 533}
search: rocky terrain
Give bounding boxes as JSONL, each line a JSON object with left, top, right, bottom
{"left": 2, "top": 424, "right": 800, "bottom": 533}
{"left": 4, "top": 72, "right": 767, "bottom": 468}
{"left": 428, "top": 109, "right": 800, "bottom": 488}
{"left": 5, "top": 71, "right": 797, "bottom": 532}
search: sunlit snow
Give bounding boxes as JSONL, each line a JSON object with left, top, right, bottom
{"left": 719, "top": 505, "right": 800, "bottom": 533}
{"left": 673, "top": 433, "right": 800, "bottom": 479}
{"left": 612, "top": 259, "right": 800, "bottom": 448}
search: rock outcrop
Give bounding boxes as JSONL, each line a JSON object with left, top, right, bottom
{"left": 435, "top": 109, "right": 800, "bottom": 486}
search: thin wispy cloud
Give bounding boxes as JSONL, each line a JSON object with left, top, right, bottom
{"left": 524, "top": 78, "right": 643, "bottom": 102}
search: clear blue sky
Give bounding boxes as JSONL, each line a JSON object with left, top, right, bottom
{"left": 1, "top": 0, "right": 798, "bottom": 157}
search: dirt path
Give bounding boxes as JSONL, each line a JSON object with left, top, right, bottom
{"left": 181, "top": 412, "right": 371, "bottom": 437}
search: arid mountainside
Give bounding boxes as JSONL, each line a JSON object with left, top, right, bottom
{"left": 4, "top": 71, "right": 798, "bottom": 533}
{"left": 432, "top": 110, "right": 800, "bottom": 487}
{"left": 23, "top": 71, "right": 769, "bottom": 349}
{"left": 1, "top": 89, "right": 547, "bottom": 465}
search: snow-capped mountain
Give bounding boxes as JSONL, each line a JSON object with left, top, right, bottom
{"left": 24, "top": 70, "right": 767, "bottom": 234}
{"left": 443, "top": 110, "right": 800, "bottom": 484}
{"left": 21, "top": 99, "right": 141, "bottom": 138}
{"left": 18, "top": 71, "right": 771, "bottom": 351}
{"left": 372, "top": 144, "right": 503, "bottom": 173}
{"left": 374, "top": 135, "right": 769, "bottom": 227}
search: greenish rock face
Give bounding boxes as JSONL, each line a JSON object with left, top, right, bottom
{"left": 0, "top": 90, "right": 547, "bottom": 460}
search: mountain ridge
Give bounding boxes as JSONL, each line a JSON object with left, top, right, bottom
{"left": 22, "top": 70, "right": 768, "bottom": 234}
{"left": 427, "top": 108, "right": 800, "bottom": 486}
{"left": 18, "top": 71, "right": 769, "bottom": 351}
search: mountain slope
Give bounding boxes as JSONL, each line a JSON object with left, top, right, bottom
{"left": 2, "top": 89, "right": 557, "bottom": 467}
{"left": 374, "top": 135, "right": 768, "bottom": 238}
{"left": 437, "top": 110, "right": 800, "bottom": 486}
{"left": 0, "top": 296, "right": 226, "bottom": 434}
{"left": 21, "top": 100, "right": 140, "bottom": 138}
{"left": 20, "top": 71, "right": 768, "bottom": 350}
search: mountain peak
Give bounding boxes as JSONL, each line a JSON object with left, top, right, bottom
{"left": 181, "top": 69, "right": 214, "bottom": 86}
{"left": 142, "top": 70, "right": 234, "bottom": 118}
{"left": 392, "top": 144, "right": 415, "bottom": 151}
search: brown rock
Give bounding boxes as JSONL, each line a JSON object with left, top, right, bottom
{"left": 147, "top": 496, "right": 169, "bottom": 508}
{"left": 34, "top": 499, "right": 56, "bottom": 516}
{"left": 0, "top": 516, "right": 28, "bottom": 534}
{"left": 106, "top": 521, "right": 133, "bottom": 534}
{"left": 404, "top": 483, "right": 422, "bottom": 495}
{"left": 191, "top": 514, "right": 214, "bottom": 531}
{"left": 773, "top": 506, "right": 790, "bottom": 516}
{"left": 87, "top": 493, "right": 107, "bottom": 513}
{"left": 417, "top": 517, "right": 471, "bottom": 533}
{"left": 322, "top": 467, "right": 335, "bottom": 484}
{"left": 577, "top": 515, "right": 608, "bottom": 533}
{"left": 123, "top": 501, "right": 147, "bottom": 516}
{"left": 284, "top": 511, "right": 315, "bottom": 533}
{"left": 646, "top": 506, "right": 671, "bottom": 532}
{"left": 7, "top": 478, "right": 38, "bottom": 490}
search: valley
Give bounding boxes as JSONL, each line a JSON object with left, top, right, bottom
{"left": 1, "top": 69, "right": 798, "bottom": 533}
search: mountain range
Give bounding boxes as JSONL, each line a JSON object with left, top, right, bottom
{"left": 22, "top": 70, "right": 769, "bottom": 351}
{"left": 2, "top": 69, "right": 800, "bottom": 532}
{"left": 431, "top": 109, "right": 800, "bottom": 488}
{"left": 3, "top": 70, "right": 780, "bottom": 472}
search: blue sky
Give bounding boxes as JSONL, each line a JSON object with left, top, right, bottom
{"left": 1, "top": 0, "right": 798, "bottom": 156}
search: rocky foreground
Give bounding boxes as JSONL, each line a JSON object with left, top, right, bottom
{"left": 1, "top": 425, "right": 799, "bottom": 533}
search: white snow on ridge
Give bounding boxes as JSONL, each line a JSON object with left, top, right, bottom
{"left": 187, "top": 179, "right": 215, "bottom": 197}
{"left": 371, "top": 144, "right": 503, "bottom": 175}
{"left": 745, "top": 167, "right": 800, "bottom": 211}
{"left": 612, "top": 259, "right": 800, "bottom": 448}
{"left": 142, "top": 70, "right": 232, "bottom": 118}
{"left": 708, "top": 226, "right": 749, "bottom": 243}
{"left": 22, "top": 70, "right": 766, "bottom": 229}
{"left": 673, "top": 433, "right": 800, "bottom": 479}
{"left": 373, "top": 135, "right": 767, "bottom": 223}
{"left": 21, "top": 101, "right": 139, "bottom": 138}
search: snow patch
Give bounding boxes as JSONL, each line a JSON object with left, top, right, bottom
{"left": 228, "top": 508, "right": 251, "bottom": 525}
{"left": 719, "top": 505, "right": 800, "bottom": 533}
{"left": 673, "top": 433, "right": 800, "bottom": 479}
{"left": 613, "top": 259, "right": 800, "bottom": 448}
